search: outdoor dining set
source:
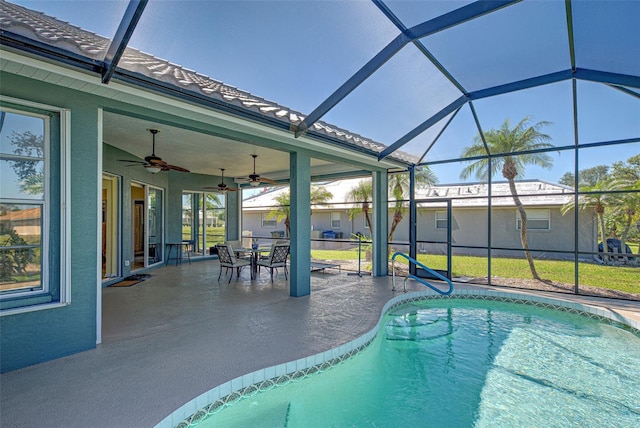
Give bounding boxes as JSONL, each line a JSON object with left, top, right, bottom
{"left": 216, "top": 241, "right": 290, "bottom": 283}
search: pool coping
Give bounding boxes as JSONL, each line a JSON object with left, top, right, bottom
{"left": 158, "top": 288, "right": 640, "bottom": 428}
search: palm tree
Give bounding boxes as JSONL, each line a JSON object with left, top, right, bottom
{"left": 269, "top": 192, "right": 291, "bottom": 236}
{"left": 388, "top": 167, "right": 437, "bottom": 242}
{"left": 267, "top": 185, "right": 333, "bottom": 237}
{"left": 310, "top": 186, "right": 333, "bottom": 215}
{"left": 561, "top": 181, "right": 610, "bottom": 255}
{"left": 460, "top": 117, "right": 554, "bottom": 280}
{"left": 346, "top": 179, "right": 373, "bottom": 234}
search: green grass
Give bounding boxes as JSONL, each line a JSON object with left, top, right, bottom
{"left": 311, "top": 249, "right": 639, "bottom": 295}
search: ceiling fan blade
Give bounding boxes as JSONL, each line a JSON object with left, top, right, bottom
{"left": 259, "top": 177, "right": 279, "bottom": 184}
{"left": 165, "top": 164, "right": 190, "bottom": 173}
{"left": 118, "top": 159, "right": 145, "bottom": 164}
{"left": 147, "top": 157, "right": 167, "bottom": 166}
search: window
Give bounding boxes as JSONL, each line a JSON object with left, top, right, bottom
{"left": 1, "top": 98, "right": 69, "bottom": 312}
{"left": 516, "top": 209, "right": 550, "bottom": 230}
{"left": 182, "top": 191, "right": 226, "bottom": 256}
{"left": 331, "top": 212, "right": 341, "bottom": 228}
{"left": 262, "top": 213, "right": 277, "bottom": 228}
{"left": 435, "top": 211, "right": 448, "bottom": 229}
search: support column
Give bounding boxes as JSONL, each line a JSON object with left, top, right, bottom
{"left": 289, "top": 151, "right": 311, "bottom": 297}
{"left": 372, "top": 169, "right": 388, "bottom": 276}
{"left": 226, "top": 189, "right": 242, "bottom": 241}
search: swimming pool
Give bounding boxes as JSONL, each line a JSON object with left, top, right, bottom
{"left": 174, "top": 296, "right": 640, "bottom": 427}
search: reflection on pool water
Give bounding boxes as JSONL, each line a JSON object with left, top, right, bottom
{"left": 195, "top": 299, "right": 640, "bottom": 427}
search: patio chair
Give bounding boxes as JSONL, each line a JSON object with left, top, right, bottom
{"left": 216, "top": 244, "right": 251, "bottom": 283}
{"left": 256, "top": 243, "right": 290, "bottom": 282}
{"left": 225, "top": 240, "right": 251, "bottom": 261}
{"left": 259, "top": 239, "right": 289, "bottom": 261}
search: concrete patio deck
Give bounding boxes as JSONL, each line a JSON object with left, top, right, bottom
{"left": 1, "top": 260, "right": 639, "bottom": 428}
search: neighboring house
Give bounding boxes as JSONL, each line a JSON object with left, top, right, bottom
{"left": 0, "top": 206, "right": 41, "bottom": 236}
{"left": 242, "top": 179, "right": 597, "bottom": 259}
{"left": 242, "top": 178, "right": 367, "bottom": 244}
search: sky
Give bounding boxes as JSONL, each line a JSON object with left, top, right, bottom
{"left": 11, "top": 0, "right": 640, "bottom": 185}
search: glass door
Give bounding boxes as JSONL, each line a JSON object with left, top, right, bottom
{"left": 182, "top": 191, "right": 226, "bottom": 257}
{"left": 101, "top": 173, "right": 120, "bottom": 280}
{"left": 131, "top": 182, "right": 164, "bottom": 271}
{"left": 147, "top": 187, "right": 163, "bottom": 266}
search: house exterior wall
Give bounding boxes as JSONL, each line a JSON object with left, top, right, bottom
{"left": 1, "top": 73, "right": 100, "bottom": 372}
{"left": 0, "top": 72, "right": 248, "bottom": 372}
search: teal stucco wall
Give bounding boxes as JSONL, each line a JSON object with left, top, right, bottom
{"left": 1, "top": 73, "right": 100, "bottom": 372}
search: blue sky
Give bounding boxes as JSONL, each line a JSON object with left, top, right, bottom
{"left": 12, "top": 0, "right": 640, "bottom": 185}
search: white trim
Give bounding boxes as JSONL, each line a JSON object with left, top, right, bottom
{"left": 331, "top": 211, "right": 341, "bottom": 229}
{"left": 516, "top": 208, "right": 550, "bottom": 231}
{"left": 435, "top": 211, "right": 447, "bottom": 229}
{"left": 0, "top": 302, "right": 70, "bottom": 317}
{"left": 261, "top": 213, "right": 277, "bottom": 228}
{"left": 60, "top": 107, "right": 71, "bottom": 305}
{"left": 96, "top": 108, "right": 103, "bottom": 345}
{"left": 0, "top": 98, "right": 71, "bottom": 307}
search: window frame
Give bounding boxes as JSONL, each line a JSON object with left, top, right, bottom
{"left": 261, "top": 213, "right": 277, "bottom": 228}
{"left": 331, "top": 211, "right": 341, "bottom": 229}
{"left": 0, "top": 96, "right": 70, "bottom": 315}
{"left": 516, "top": 208, "right": 551, "bottom": 231}
{"left": 435, "top": 211, "right": 448, "bottom": 230}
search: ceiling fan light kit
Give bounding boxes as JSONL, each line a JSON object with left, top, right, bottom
{"left": 202, "top": 168, "right": 237, "bottom": 193}
{"left": 234, "top": 154, "right": 277, "bottom": 187}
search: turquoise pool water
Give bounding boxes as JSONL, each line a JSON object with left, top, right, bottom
{"left": 197, "top": 299, "right": 640, "bottom": 427}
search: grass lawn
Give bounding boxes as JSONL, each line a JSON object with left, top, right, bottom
{"left": 311, "top": 249, "right": 639, "bottom": 295}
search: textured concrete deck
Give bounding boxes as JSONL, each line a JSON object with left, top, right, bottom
{"left": 1, "top": 260, "right": 638, "bottom": 428}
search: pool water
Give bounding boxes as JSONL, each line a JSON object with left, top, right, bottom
{"left": 197, "top": 299, "right": 640, "bottom": 427}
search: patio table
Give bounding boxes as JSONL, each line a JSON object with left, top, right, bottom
{"left": 234, "top": 247, "right": 270, "bottom": 280}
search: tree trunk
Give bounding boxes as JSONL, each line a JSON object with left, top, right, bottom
{"left": 619, "top": 208, "right": 635, "bottom": 260}
{"left": 363, "top": 202, "right": 373, "bottom": 233}
{"left": 507, "top": 178, "right": 541, "bottom": 280}
{"left": 596, "top": 205, "right": 607, "bottom": 262}
{"left": 388, "top": 209, "right": 403, "bottom": 242}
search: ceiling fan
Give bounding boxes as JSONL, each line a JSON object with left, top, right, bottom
{"left": 235, "top": 154, "right": 278, "bottom": 187}
{"left": 202, "top": 168, "right": 238, "bottom": 193}
{"left": 118, "top": 129, "right": 190, "bottom": 173}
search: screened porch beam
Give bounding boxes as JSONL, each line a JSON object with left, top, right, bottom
{"left": 102, "top": 0, "right": 148, "bottom": 84}
{"left": 294, "top": 0, "right": 519, "bottom": 137}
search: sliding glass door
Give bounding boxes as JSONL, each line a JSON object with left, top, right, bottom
{"left": 101, "top": 173, "right": 120, "bottom": 280}
{"left": 131, "top": 182, "right": 164, "bottom": 271}
{"left": 182, "top": 191, "right": 225, "bottom": 257}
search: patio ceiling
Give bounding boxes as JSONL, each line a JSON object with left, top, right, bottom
{"left": 1, "top": 0, "right": 638, "bottom": 180}
{"left": 102, "top": 111, "right": 361, "bottom": 180}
